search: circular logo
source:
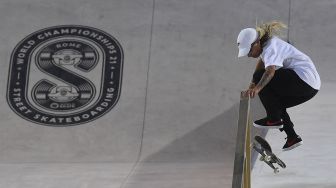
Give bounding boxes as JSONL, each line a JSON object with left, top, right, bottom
{"left": 7, "top": 25, "right": 123, "bottom": 126}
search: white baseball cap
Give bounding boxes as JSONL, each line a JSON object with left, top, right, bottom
{"left": 237, "top": 28, "right": 258, "bottom": 57}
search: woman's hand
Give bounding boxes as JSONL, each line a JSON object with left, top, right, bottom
{"left": 243, "top": 86, "right": 261, "bottom": 98}
{"left": 248, "top": 82, "right": 256, "bottom": 89}
{"left": 243, "top": 66, "right": 275, "bottom": 98}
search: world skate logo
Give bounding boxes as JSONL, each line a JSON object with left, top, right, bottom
{"left": 7, "top": 25, "right": 123, "bottom": 126}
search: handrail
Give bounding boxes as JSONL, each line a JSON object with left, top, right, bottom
{"left": 232, "top": 93, "right": 251, "bottom": 188}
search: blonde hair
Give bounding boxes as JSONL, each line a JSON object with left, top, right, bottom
{"left": 256, "top": 21, "right": 287, "bottom": 45}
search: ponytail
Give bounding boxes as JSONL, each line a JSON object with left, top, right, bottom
{"left": 256, "top": 21, "right": 287, "bottom": 46}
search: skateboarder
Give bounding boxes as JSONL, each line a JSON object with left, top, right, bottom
{"left": 237, "top": 21, "right": 321, "bottom": 151}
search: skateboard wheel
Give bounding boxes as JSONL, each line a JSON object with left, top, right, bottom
{"left": 265, "top": 155, "right": 272, "bottom": 162}
{"left": 274, "top": 168, "right": 280, "bottom": 174}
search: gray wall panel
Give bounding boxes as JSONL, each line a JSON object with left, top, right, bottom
{"left": 140, "top": 0, "right": 289, "bottom": 161}
{"left": 291, "top": 0, "right": 336, "bottom": 82}
{"left": 0, "top": 0, "right": 153, "bottom": 162}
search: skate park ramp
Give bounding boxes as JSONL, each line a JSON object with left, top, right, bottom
{"left": 252, "top": 83, "right": 336, "bottom": 187}
{"left": 0, "top": 0, "right": 335, "bottom": 188}
{"left": 252, "top": 1, "right": 336, "bottom": 187}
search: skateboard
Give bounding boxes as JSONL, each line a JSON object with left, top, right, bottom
{"left": 252, "top": 136, "right": 286, "bottom": 173}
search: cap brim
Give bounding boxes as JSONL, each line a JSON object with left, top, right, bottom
{"left": 238, "top": 47, "right": 250, "bottom": 58}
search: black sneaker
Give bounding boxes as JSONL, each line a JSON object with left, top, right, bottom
{"left": 253, "top": 117, "right": 284, "bottom": 129}
{"left": 282, "top": 135, "right": 302, "bottom": 151}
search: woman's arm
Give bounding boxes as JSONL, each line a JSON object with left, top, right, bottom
{"left": 249, "top": 58, "right": 265, "bottom": 88}
{"left": 255, "top": 65, "right": 276, "bottom": 91}
{"left": 244, "top": 64, "right": 276, "bottom": 98}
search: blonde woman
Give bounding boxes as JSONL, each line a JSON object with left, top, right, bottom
{"left": 237, "top": 21, "right": 321, "bottom": 151}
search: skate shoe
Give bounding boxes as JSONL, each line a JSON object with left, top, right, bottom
{"left": 282, "top": 135, "right": 302, "bottom": 151}
{"left": 253, "top": 117, "right": 284, "bottom": 129}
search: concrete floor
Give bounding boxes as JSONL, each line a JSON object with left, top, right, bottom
{"left": 0, "top": 163, "right": 232, "bottom": 188}
{"left": 0, "top": 163, "right": 133, "bottom": 188}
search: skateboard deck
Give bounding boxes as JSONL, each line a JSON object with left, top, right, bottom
{"left": 252, "top": 136, "right": 286, "bottom": 173}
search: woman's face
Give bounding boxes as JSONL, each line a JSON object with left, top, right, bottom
{"left": 248, "top": 40, "right": 262, "bottom": 58}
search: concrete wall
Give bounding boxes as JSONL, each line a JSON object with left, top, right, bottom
{"left": 139, "top": 0, "right": 289, "bottom": 163}
{"left": 0, "top": 0, "right": 154, "bottom": 162}
{"left": 0, "top": 0, "right": 289, "bottom": 163}
{"left": 290, "top": 0, "right": 336, "bottom": 83}
{"left": 0, "top": 0, "right": 333, "bottom": 173}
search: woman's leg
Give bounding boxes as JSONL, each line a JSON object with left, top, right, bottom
{"left": 280, "top": 92, "right": 318, "bottom": 137}
{"left": 253, "top": 69, "right": 283, "bottom": 120}
{"left": 281, "top": 109, "right": 297, "bottom": 137}
{"left": 253, "top": 68, "right": 318, "bottom": 130}
{"left": 253, "top": 68, "right": 318, "bottom": 150}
